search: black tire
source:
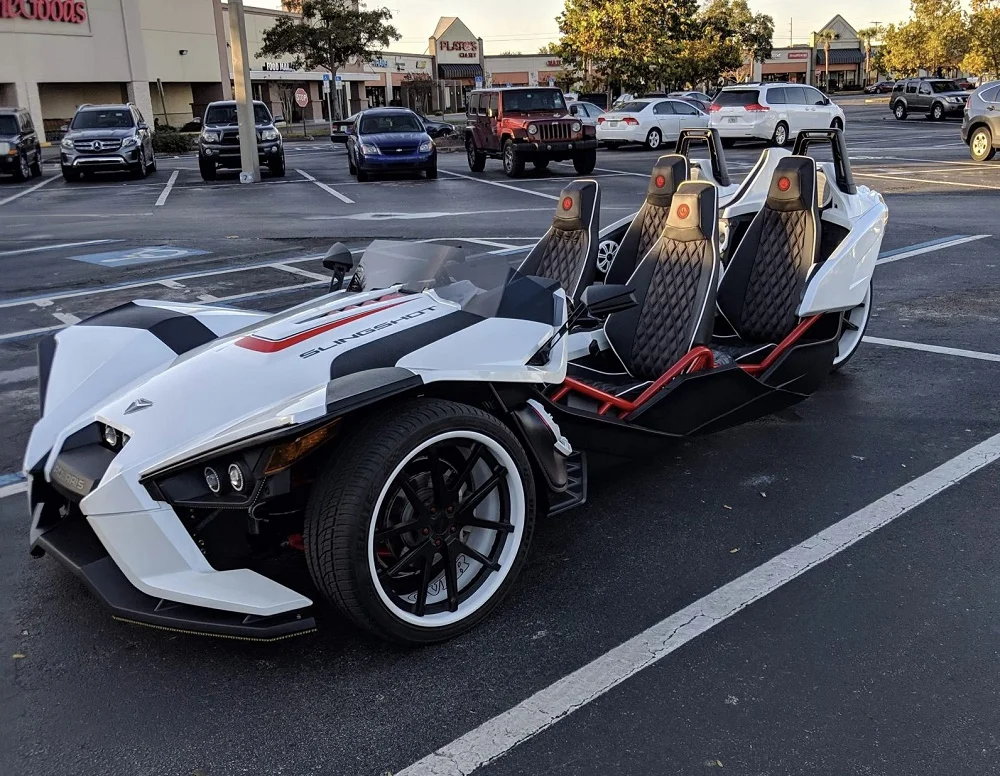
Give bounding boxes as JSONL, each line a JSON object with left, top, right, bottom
{"left": 148, "top": 152, "right": 157, "bottom": 173}
{"left": 645, "top": 128, "right": 662, "bottom": 150}
{"left": 969, "top": 126, "right": 996, "bottom": 162}
{"left": 357, "top": 168, "right": 370, "bottom": 182}
{"left": 303, "top": 398, "right": 536, "bottom": 644}
{"left": 61, "top": 165, "right": 80, "bottom": 182}
{"left": 893, "top": 102, "right": 907, "bottom": 120}
{"left": 29, "top": 153, "right": 42, "bottom": 178}
{"left": 348, "top": 151, "right": 357, "bottom": 175}
{"left": 532, "top": 159, "right": 550, "bottom": 172}
{"left": 466, "top": 137, "right": 486, "bottom": 172}
{"left": 268, "top": 154, "right": 286, "bottom": 177}
{"left": 573, "top": 149, "right": 597, "bottom": 175}
{"left": 13, "top": 152, "right": 30, "bottom": 182}
{"left": 770, "top": 122, "right": 789, "bottom": 147}
{"left": 831, "top": 283, "right": 873, "bottom": 372}
{"left": 831, "top": 117, "right": 844, "bottom": 131}
{"left": 721, "top": 137, "right": 737, "bottom": 149}
{"left": 426, "top": 165, "right": 438, "bottom": 179}
{"left": 931, "top": 103, "right": 945, "bottom": 121}
{"left": 502, "top": 139, "right": 524, "bottom": 178}
{"left": 198, "top": 157, "right": 217, "bottom": 181}
{"left": 132, "top": 148, "right": 148, "bottom": 179}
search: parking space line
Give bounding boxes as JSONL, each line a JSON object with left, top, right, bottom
{"left": 876, "top": 234, "right": 990, "bottom": 265}
{"left": 554, "top": 161, "right": 646, "bottom": 177}
{"left": 856, "top": 171, "right": 1000, "bottom": 191}
{"left": 864, "top": 337, "right": 1000, "bottom": 363}
{"left": 438, "top": 169, "right": 560, "bottom": 201}
{"left": 0, "top": 174, "right": 58, "bottom": 207}
{"left": 52, "top": 312, "right": 81, "bottom": 325}
{"left": 270, "top": 263, "right": 329, "bottom": 281}
{"left": 0, "top": 479, "right": 27, "bottom": 500}
{"left": 295, "top": 169, "right": 355, "bottom": 204}
{"left": 154, "top": 170, "right": 179, "bottom": 207}
{"left": 159, "top": 279, "right": 186, "bottom": 289}
{"left": 0, "top": 324, "right": 62, "bottom": 343}
{"left": 398, "top": 430, "right": 1000, "bottom": 776}
{"left": 0, "top": 239, "right": 119, "bottom": 258}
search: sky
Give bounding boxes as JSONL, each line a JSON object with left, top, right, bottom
{"left": 256, "top": 1, "right": 914, "bottom": 55}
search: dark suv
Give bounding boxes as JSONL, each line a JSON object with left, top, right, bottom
{"left": 0, "top": 107, "right": 42, "bottom": 182}
{"left": 198, "top": 100, "right": 285, "bottom": 180}
{"left": 890, "top": 78, "right": 970, "bottom": 121}
{"left": 962, "top": 80, "right": 1000, "bottom": 162}
{"left": 60, "top": 103, "right": 156, "bottom": 181}
{"left": 465, "top": 87, "right": 598, "bottom": 178}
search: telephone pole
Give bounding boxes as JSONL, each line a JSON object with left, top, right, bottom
{"left": 228, "top": 0, "right": 260, "bottom": 183}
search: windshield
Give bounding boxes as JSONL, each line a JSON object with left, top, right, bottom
{"left": 360, "top": 113, "right": 423, "bottom": 134}
{"left": 349, "top": 241, "right": 559, "bottom": 324}
{"left": 931, "top": 81, "right": 960, "bottom": 93}
{"left": 204, "top": 104, "right": 272, "bottom": 125}
{"left": 71, "top": 109, "right": 133, "bottom": 130}
{"left": 0, "top": 116, "right": 18, "bottom": 135}
{"left": 501, "top": 90, "right": 567, "bottom": 113}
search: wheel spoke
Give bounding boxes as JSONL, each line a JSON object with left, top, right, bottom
{"left": 442, "top": 541, "right": 460, "bottom": 612}
{"left": 452, "top": 442, "right": 485, "bottom": 494}
{"left": 375, "top": 520, "right": 423, "bottom": 542}
{"left": 397, "top": 476, "right": 430, "bottom": 518}
{"left": 414, "top": 555, "right": 433, "bottom": 617}
{"left": 455, "top": 464, "right": 506, "bottom": 518}
{"left": 452, "top": 539, "right": 501, "bottom": 572}
{"left": 382, "top": 540, "right": 430, "bottom": 578}
{"left": 454, "top": 516, "right": 514, "bottom": 533}
{"left": 427, "top": 447, "right": 448, "bottom": 506}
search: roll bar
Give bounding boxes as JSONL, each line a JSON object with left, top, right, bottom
{"left": 791, "top": 128, "right": 857, "bottom": 195}
{"left": 674, "top": 128, "right": 732, "bottom": 188}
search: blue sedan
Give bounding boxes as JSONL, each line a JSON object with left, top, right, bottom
{"left": 347, "top": 108, "right": 437, "bottom": 181}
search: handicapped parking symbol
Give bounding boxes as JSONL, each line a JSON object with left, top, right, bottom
{"left": 70, "top": 245, "right": 211, "bottom": 266}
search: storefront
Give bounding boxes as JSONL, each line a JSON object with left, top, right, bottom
{"left": 759, "top": 49, "right": 812, "bottom": 84}
{"left": 814, "top": 49, "right": 865, "bottom": 89}
{"left": 486, "top": 56, "right": 565, "bottom": 88}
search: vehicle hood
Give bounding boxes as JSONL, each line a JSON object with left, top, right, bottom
{"left": 361, "top": 131, "right": 430, "bottom": 145}
{"left": 0, "top": 133, "right": 18, "bottom": 142}
{"left": 204, "top": 122, "right": 274, "bottom": 130}
{"left": 503, "top": 112, "right": 571, "bottom": 123}
{"left": 65, "top": 128, "right": 136, "bottom": 140}
{"left": 937, "top": 90, "right": 970, "bottom": 98}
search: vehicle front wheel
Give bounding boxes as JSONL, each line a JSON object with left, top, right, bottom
{"left": 502, "top": 139, "right": 524, "bottom": 178}
{"left": 893, "top": 102, "right": 907, "bottom": 120}
{"left": 931, "top": 103, "right": 945, "bottom": 121}
{"left": 832, "top": 282, "right": 873, "bottom": 372}
{"left": 357, "top": 168, "right": 370, "bottom": 182}
{"left": 132, "top": 148, "right": 148, "bottom": 179}
{"left": 30, "top": 153, "right": 43, "bottom": 178}
{"left": 13, "top": 152, "right": 30, "bottom": 181}
{"left": 303, "top": 398, "right": 536, "bottom": 644}
{"left": 969, "top": 126, "right": 996, "bottom": 162}
{"left": 467, "top": 138, "right": 486, "bottom": 172}
{"left": 645, "top": 128, "right": 662, "bottom": 150}
{"left": 198, "top": 157, "right": 217, "bottom": 181}
{"left": 426, "top": 165, "right": 438, "bottom": 179}
{"left": 268, "top": 154, "right": 286, "bottom": 177}
{"left": 348, "top": 152, "right": 357, "bottom": 175}
{"left": 770, "top": 122, "right": 788, "bottom": 147}
{"left": 573, "top": 149, "right": 597, "bottom": 175}
{"left": 61, "top": 165, "right": 81, "bottom": 182}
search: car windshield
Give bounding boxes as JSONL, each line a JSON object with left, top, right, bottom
{"left": 360, "top": 114, "right": 423, "bottom": 134}
{"left": 501, "top": 90, "right": 567, "bottom": 113}
{"left": 614, "top": 102, "right": 651, "bottom": 113}
{"left": 0, "top": 116, "right": 18, "bottom": 135}
{"left": 71, "top": 109, "right": 133, "bottom": 130}
{"left": 713, "top": 90, "right": 760, "bottom": 107}
{"left": 204, "top": 104, "right": 272, "bottom": 125}
{"left": 349, "top": 241, "right": 559, "bottom": 324}
{"left": 931, "top": 81, "right": 960, "bottom": 93}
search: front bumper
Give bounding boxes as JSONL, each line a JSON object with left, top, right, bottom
{"left": 0, "top": 152, "right": 23, "bottom": 173}
{"left": 938, "top": 103, "right": 967, "bottom": 117}
{"left": 358, "top": 150, "right": 436, "bottom": 171}
{"left": 510, "top": 138, "right": 597, "bottom": 159}
{"left": 200, "top": 142, "right": 283, "bottom": 167}
{"left": 62, "top": 149, "right": 140, "bottom": 169}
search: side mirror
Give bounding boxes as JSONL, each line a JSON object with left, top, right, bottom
{"left": 580, "top": 284, "right": 636, "bottom": 317}
{"left": 323, "top": 242, "right": 356, "bottom": 291}
{"left": 60, "top": 124, "right": 69, "bottom": 132}
{"left": 486, "top": 108, "right": 495, "bottom": 119}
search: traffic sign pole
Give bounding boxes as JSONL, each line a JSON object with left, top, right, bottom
{"left": 324, "top": 72, "right": 333, "bottom": 135}
{"left": 294, "top": 87, "right": 309, "bottom": 138}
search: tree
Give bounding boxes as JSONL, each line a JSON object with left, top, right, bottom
{"left": 538, "top": 42, "right": 560, "bottom": 54}
{"left": 880, "top": 0, "right": 968, "bottom": 76}
{"left": 856, "top": 25, "right": 883, "bottom": 84}
{"left": 815, "top": 29, "right": 839, "bottom": 88}
{"left": 258, "top": 0, "right": 399, "bottom": 118}
{"left": 964, "top": 0, "right": 1000, "bottom": 77}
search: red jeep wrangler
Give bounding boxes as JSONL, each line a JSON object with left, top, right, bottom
{"left": 465, "top": 87, "right": 598, "bottom": 178}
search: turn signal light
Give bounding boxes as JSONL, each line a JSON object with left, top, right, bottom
{"left": 263, "top": 420, "right": 340, "bottom": 475}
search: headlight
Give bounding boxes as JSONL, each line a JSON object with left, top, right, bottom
{"left": 202, "top": 130, "right": 220, "bottom": 143}
{"left": 571, "top": 121, "right": 583, "bottom": 133}
{"left": 121, "top": 136, "right": 138, "bottom": 148}
{"left": 261, "top": 128, "right": 280, "bottom": 141}
{"left": 528, "top": 124, "right": 539, "bottom": 136}
{"left": 360, "top": 143, "right": 380, "bottom": 155}
{"left": 61, "top": 138, "right": 74, "bottom": 150}
{"left": 946, "top": 97, "right": 961, "bottom": 103}
{"left": 419, "top": 140, "right": 433, "bottom": 152}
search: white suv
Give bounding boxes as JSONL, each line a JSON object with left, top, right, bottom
{"left": 709, "top": 83, "right": 845, "bottom": 146}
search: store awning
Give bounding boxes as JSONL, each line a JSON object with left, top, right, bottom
{"left": 438, "top": 63, "right": 483, "bottom": 80}
{"left": 815, "top": 49, "right": 864, "bottom": 65}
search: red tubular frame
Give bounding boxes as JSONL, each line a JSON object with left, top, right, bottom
{"left": 739, "top": 315, "right": 822, "bottom": 376}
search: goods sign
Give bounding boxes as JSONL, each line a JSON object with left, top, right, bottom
{"left": 1, "top": 0, "right": 88, "bottom": 23}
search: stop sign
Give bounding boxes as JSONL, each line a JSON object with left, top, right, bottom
{"left": 294, "top": 88, "right": 309, "bottom": 108}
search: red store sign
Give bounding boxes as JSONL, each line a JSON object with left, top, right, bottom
{"left": 1, "top": 0, "right": 88, "bottom": 23}
{"left": 439, "top": 40, "right": 478, "bottom": 59}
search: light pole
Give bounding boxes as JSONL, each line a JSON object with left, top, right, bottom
{"left": 228, "top": 0, "right": 260, "bottom": 183}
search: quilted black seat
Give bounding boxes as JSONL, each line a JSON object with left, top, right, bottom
{"left": 519, "top": 180, "right": 600, "bottom": 304}
{"left": 716, "top": 156, "right": 820, "bottom": 350}
{"left": 565, "top": 364, "right": 649, "bottom": 399}
{"left": 605, "top": 154, "right": 690, "bottom": 286}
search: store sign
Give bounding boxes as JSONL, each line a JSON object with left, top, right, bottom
{"left": 371, "top": 58, "right": 388, "bottom": 69}
{"left": 439, "top": 40, "right": 478, "bottom": 59}
{"left": 263, "top": 61, "right": 295, "bottom": 72}
{"left": 0, "top": 0, "right": 88, "bottom": 23}
{"left": 787, "top": 52, "right": 810, "bottom": 60}
{"left": 415, "top": 60, "right": 427, "bottom": 69}
{"left": 546, "top": 59, "right": 561, "bottom": 67}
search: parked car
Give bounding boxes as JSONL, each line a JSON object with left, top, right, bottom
{"left": 330, "top": 113, "right": 358, "bottom": 144}
{"left": 0, "top": 107, "right": 42, "bottom": 182}
{"left": 961, "top": 80, "right": 1000, "bottom": 162}
{"left": 464, "top": 87, "right": 597, "bottom": 177}
{"left": 59, "top": 103, "right": 156, "bottom": 182}
{"left": 670, "top": 90, "right": 714, "bottom": 104}
{"left": 709, "top": 83, "right": 845, "bottom": 147}
{"left": 955, "top": 77, "right": 976, "bottom": 90}
{"left": 418, "top": 114, "right": 455, "bottom": 139}
{"left": 597, "top": 97, "right": 709, "bottom": 150}
{"left": 890, "top": 78, "right": 970, "bottom": 121}
{"left": 347, "top": 107, "right": 437, "bottom": 181}
{"left": 567, "top": 100, "right": 605, "bottom": 125}
{"left": 864, "top": 80, "right": 895, "bottom": 94}
{"left": 197, "top": 100, "right": 284, "bottom": 180}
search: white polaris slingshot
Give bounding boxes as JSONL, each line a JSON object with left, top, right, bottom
{"left": 24, "top": 129, "right": 887, "bottom": 644}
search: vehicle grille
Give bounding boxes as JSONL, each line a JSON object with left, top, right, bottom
{"left": 220, "top": 130, "right": 241, "bottom": 146}
{"left": 538, "top": 123, "right": 573, "bottom": 142}
{"left": 73, "top": 138, "right": 123, "bottom": 153}
{"left": 381, "top": 144, "right": 420, "bottom": 155}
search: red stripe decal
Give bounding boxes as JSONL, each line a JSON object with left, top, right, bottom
{"left": 235, "top": 299, "right": 409, "bottom": 353}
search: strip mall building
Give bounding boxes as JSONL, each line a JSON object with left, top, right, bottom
{"left": 0, "top": 2, "right": 565, "bottom": 143}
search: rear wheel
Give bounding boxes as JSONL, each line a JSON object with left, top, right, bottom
{"left": 970, "top": 126, "right": 996, "bottom": 162}
{"left": 893, "top": 102, "right": 907, "bottom": 120}
{"left": 198, "top": 157, "right": 217, "bottom": 181}
{"left": 502, "top": 139, "right": 524, "bottom": 178}
{"left": 830, "top": 117, "right": 844, "bottom": 131}
{"left": 645, "top": 128, "right": 662, "bottom": 150}
{"left": 931, "top": 103, "right": 945, "bottom": 121}
{"left": 466, "top": 137, "right": 486, "bottom": 172}
{"left": 303, "top": 398, "right": 536, "bottom": 644}
{"left": 770, "top": 122, "right": 788, "bottom": 147}
{"left": 832, "top": 283, "right": 873, "bottom": 371}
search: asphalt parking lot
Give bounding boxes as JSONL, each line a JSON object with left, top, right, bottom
{"left": 2, "top": 99, "right": 999, "bottom": 776}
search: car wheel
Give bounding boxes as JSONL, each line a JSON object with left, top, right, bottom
{"left": 931, "top": 103, "right": 944, "bottom": 121}
{"left": 832, "top": 283, "right": 872, "bottom": 372}
{"left": 502, "top": 139, "right": 524, "bottom": 178}
{"left": 61, "top": 166, "right": 81, "bottom": 182}
{"left": 770, "top": 122, "right": 788, "bottom": 147}
{"left": 573, "top": 149, "right": 597, "bottom": 175}
{"left": 466, "top": 138, "right": 486, "bottom": 172}
{"left": 357, "top": 168, "right": 370, "bottom": 182}
{"left": 426, "top": 165, "right": 438, "bottom": 179}
{"left": 893, "top": 102, "right": 907, "bottom": 120}
{"left": 268, "top": 154, "right": 286, "bottom": 177}
{"left": 30, "top": 153, "right": 43, "bottom": 178}
{"left": 148, "top": 152, "right": 157, "bottom": 173}
{"left": 645, "top": 128, "right": 662, "bottom": 150}
{"left": 532, "top": 159, "right": 550, "bottom": 172}
{"left": 303, "top": 398, "right": 536, "bottom": 644}
{"left": 830, "top": 117, "right": 844, "bottom": 131}
{"left": 198, "top": 157, "right": 217, "bottom": 181}
{"left": 13, "top": 152, "right": 30, "bottom": 182}
{"left": 597, "top": 239, "right": 619, "bottom": 276}
{"left": 348, "top": 151, "right": 357, "bottom": 175}
{"left": 969, "top": 127, "right": 996, "bottom": 162}
{"left": 132, "top": 148, "right": 148, "bottom": 179}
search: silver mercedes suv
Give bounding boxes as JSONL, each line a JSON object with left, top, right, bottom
{"left": 60, "top": 103, "right": 156, "bottom": 181}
